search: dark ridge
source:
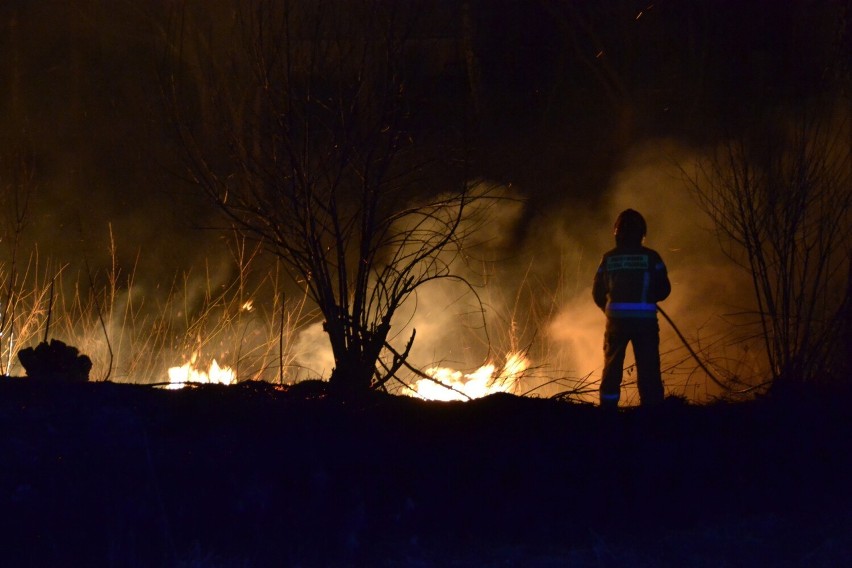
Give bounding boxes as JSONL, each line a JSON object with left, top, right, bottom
{"left": 1, "top": 378, "right": 850, "bottom": 566}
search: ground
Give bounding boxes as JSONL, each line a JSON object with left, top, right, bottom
{"left": 1, "top": 378, "right": 850, "bottom": 566}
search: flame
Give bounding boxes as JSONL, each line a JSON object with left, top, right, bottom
{"left": 163, "top": 348, "right": 528, "bottom": 399}
{"left": 166, "top": 355, "right": 236, "bottom": 389}
{"left": 406, "top": 352, "right": 529, "bottom": 401}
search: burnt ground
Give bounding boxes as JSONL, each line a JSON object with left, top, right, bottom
{"left": 1, "top": 378, "right": 850, "bottom": 567}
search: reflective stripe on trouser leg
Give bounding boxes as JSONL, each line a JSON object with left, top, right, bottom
{"left": 600, "top": 392, "right": 620, "bottom": 407}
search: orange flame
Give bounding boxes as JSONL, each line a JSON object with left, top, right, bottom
{"left": 405, "top": 352, "right": 529, "bottom": 401}
{"left": 167, "top": 354, "right": 236, "bottom": 389}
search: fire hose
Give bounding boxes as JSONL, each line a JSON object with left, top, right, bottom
{"left": 657, "top": 305, "right": 766, "bottom": 394}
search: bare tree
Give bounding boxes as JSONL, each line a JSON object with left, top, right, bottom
{"left": 161, "top": 0, "right": 485, "bottom": 393}
{"left": 686, "top": 106, "right": 851, "bottom": 388}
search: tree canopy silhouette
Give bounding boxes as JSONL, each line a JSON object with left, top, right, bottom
{"left": 161, "top": 0, "right": 490, "bottom": 392}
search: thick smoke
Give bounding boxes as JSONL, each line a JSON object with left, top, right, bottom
{"left": 288, "top": 181, "right": 529, "bottom": 382}
{"left": 287, "top": 144, "right": 763, "bottom": 403}
{"left": 0, "top": 129, "right": 766, "bottom": 403}
{"left": 541, "top": 140, "right": 761, "bottom": 402}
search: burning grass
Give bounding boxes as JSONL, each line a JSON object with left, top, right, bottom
{"left": 0, "top": 234, "right": 596, "bottom": 401}
{"left": 0, "top": 237, "right": 315, "bottom": 387}
{"left": 0, "top": 228, "right": 769, "bottom": 404}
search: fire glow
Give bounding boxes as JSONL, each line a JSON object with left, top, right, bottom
{"left": 166, "top": 355, "right": 236, "bottom": 389}
{"left": 164, "top": 350, "right": 529, "bottom": 400}
{"left": 405, "top": 352, "right": 530, "bottom": 401}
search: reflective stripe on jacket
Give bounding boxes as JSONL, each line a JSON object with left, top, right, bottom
{"left": 593, "top": 246, "right": 671, "bottom": 319}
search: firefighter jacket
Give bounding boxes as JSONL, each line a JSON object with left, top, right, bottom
{"left": 593, "top": 245, "right": 671, "bottom": 320}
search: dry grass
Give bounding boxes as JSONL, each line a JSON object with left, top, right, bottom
{"left": 0, "top": 235, "right": 315, "bottom": 385}
{"left": 0, "top": 232, "right": 765, "bottom": 402}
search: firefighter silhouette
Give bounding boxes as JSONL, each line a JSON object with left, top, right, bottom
{"left": 593, "top": 209, "right": 671, "bottom": 408}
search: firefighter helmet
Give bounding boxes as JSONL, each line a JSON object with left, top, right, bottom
{"left": 614, "top": 209, "right": 646, "bottom": 246}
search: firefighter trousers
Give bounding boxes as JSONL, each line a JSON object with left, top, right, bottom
{"left": 600, "top": 319, "right": 664, "bottom": 407}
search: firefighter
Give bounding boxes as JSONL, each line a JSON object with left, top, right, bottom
{"left": 593, "top": 209, "right": 671, "bottom": 408}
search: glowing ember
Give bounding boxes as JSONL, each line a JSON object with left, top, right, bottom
{"left": 406, "top": 352, "right": 529, "bottom": 401}
{"left": 167, "top": 356, "right": 236, "bottom": 389}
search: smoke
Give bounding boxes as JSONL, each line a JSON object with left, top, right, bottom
{"left": 284, "top": 142, "right": 764, "bottom": 403}
{"left": 291, "top": 322, "right": 336, "bottom": 381}
{"left": 541, "top": 140, "right": 760, "bottom": 402}
{"left": 288, "top": 181, "right": 530, "bottom": 382}
{"left": 0, "top": 127, "right": 766, "bottom": 403}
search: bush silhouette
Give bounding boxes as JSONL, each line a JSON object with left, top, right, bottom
{"left": 18, "top": 339, "right": 92, "bottom": 382}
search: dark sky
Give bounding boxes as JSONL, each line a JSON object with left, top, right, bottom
{"left": 0, "top": 0, "right": 846, "bottom": 279}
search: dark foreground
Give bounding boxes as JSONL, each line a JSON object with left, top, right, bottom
{"left": 1, "top": 378, "right": 850, "bottom": 567}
